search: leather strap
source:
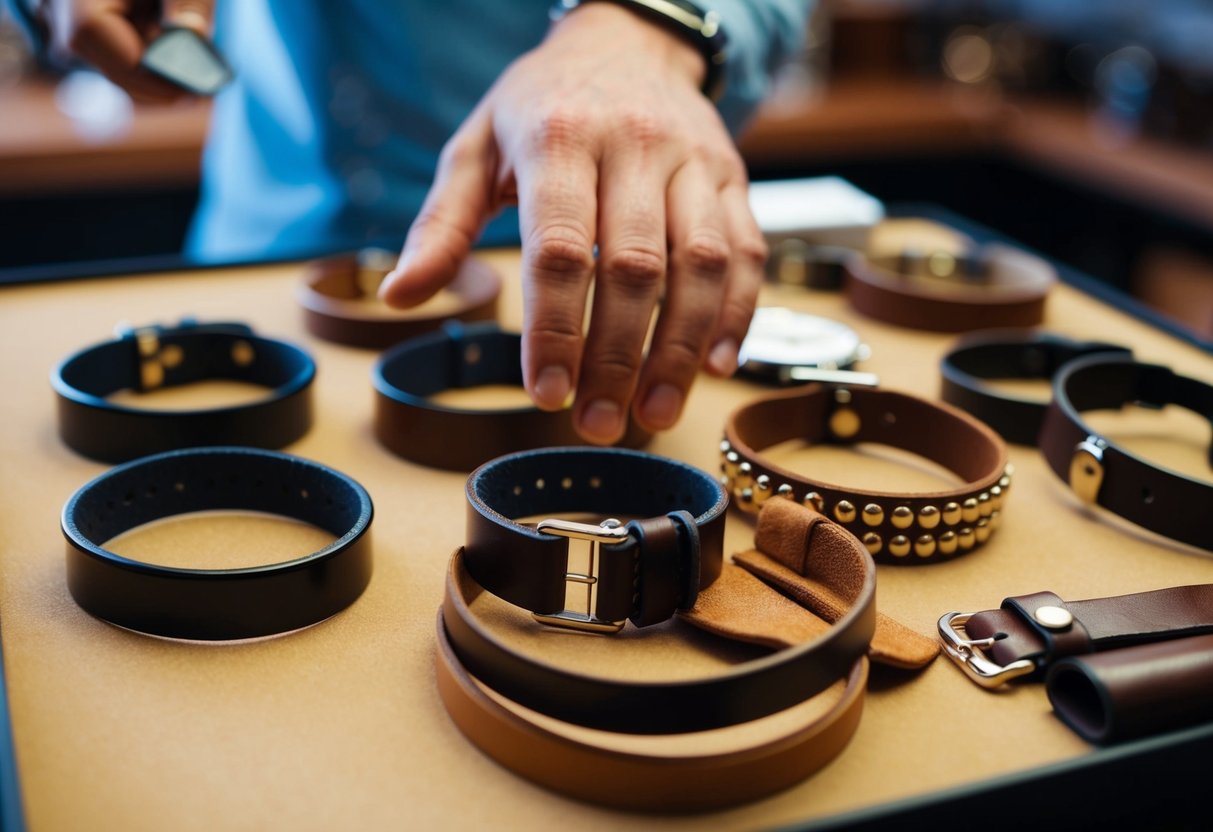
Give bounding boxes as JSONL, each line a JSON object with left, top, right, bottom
{"left": 940, "top": 329, "right": 1131, "bottom": 445}
{"left": 52, "top": 320, "right": 314, "bottom": 464}
{"left": 297, "top": 251, "right": 500, "bottom": 349}
{"left": 843, "top": 243, "right": 1055, "bottom": 332}
{"left": 1038, "top": 354, "right": 1213, "bottom": 551}
{"left": 1046, "top": 634, "right": 1213, "bottom": 744}
{"left": 723, "top": 384, "right": 1011, "bottom": 564}
{"left": 373, "top": 323, "right": 650, "bottom": 471}
{"left": 60, "top": 447, "right": 374, "bottom": 640}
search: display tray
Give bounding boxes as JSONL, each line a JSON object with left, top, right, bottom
{"left": 1, "top": 215, "right": 1212, "bottom": 831}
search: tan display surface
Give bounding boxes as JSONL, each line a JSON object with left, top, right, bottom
{"left": 1, "top": 249, "right": 1212, "bottom": 830}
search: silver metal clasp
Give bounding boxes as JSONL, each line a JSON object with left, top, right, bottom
{"left": 938, "top": 611, "right": 1036, "bottom": 689}
{"left": 1069, "top": 435, "right": 1109, "bottom": 504}
{"left": 531, "top": 518, "right": 630, "bottom": 634}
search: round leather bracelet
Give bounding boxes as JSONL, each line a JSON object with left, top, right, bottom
{"left": 61, "top": 446, "right": 374, "bottom": 640}
{"left": 722, "top": 384, "right": 1012, "bottom": 563}
{"left": 52, "top": 320, "right": 315, "bottom": 464}
{"left": 372, "top": 323, "right": 649, "bottom": 471}
{"left": 297, "top": 250, "right": 501, "bottom": 349}
{"left": 1039, "top": 354, "right": 1213, "bottom": 551}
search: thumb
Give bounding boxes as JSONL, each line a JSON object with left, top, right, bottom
{"left": 380, "top": 113, "right": 497, "bottom": 309}
{"left": 160, "top": 0, "right": 215, "bottom": 34}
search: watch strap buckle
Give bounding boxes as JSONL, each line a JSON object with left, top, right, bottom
{"left": 531, "top": 518, "right": 629, "bottom": 633}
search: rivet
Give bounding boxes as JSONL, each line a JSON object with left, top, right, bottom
{"left": 978, "top": 492, "right": 993, "bottom": 517}
{"left": 834, "top": 500, "right": 857, "bottom": 524}
{"left": 999, "top": 474, "right": 1012, "bottom": 490}
{"left": 804, "top": 492, "right": 824, "bottom": 513}
{"left": 974, "top": 517, "right": 991, "bottom": 543}
{"left": 990, "top": 509, "right": 1001, "bottom": 530}
{"left": 862, "top": 532, "right": 882, "bottom": 555}
{"left": 938, "top": 530, "right": 958, "bottom": 554}
{"left": 958, "top": 527, "right": 976, "bottom": 550}
{"left": 834, "top": 388, "right": 853, "bottom": 405}
{"left": 961, "top": 497, "right": 980, "bottom": 523}
{"left": 918, "top": 505, "right": 940, "bottom": 529}
{"left": 777, "top": 483, "right": 795, "bottom": 500}
{"left": 1034, "top": 605, "right": 1073, "bottom": 630}
{"left": 231, "top": 340, "right": 255, "bottom": 367}
{"left": 160, "top": 344, "right": 184, "bottom": 369}
{"left": 889, "top": 535, "right": 911, "bottom": 557}
{"left": 891, "top": 506, "right": 914, "bottom": 529}
{"left": 829, "top": 407, "right": 861, "bottom": 440}
{"left": 914, "top": 534, "right": 936, "bottom": 557}
{"left": 862, "top": 503, "right": 884, "bottom": 526}
{"left": 738, "top": 487, "right": 755, "bottom": 508}
{"left": 723, "top": 451, "right": 741, "bottom": 478}
{"left": 990, "top": 485, "right": 1003, "bottom": 510}
{"left": 942, "top": 502, "right": 962, "bottom": 525}
{"left": 754, "top": 475, "right": 772, "bottom": 505}
{"left": 719, "top": 439, "right": 732, "bottom": 455}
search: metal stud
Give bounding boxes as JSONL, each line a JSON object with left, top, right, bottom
{"left": 834, "top": 500, "right": 857, "bottom": 524}
{"left": 914, "top": 534, "right": 936, "bottom": 558}
{"left": 803, "top": 491, "right": 824, "bottom": 513}
{"left": 958, "top": 527, "right": 976, "bottom": 550}
{"left": 777, "top": 483, "right": 795, "bottom": 500}
{"left": 753, "top": 475, "right": 772, "bottom": 506}
{"left": 989, "top": 509, "right": 1001, "bottom": 530}
{"left": 862, "top": 503, "right": 884, "bottom": 527}
{"left": 938, "top": 530, "right": 958, "bottom": 554}
{"left": 829, "top": 389, "right": 861, "bottom": 439}
{"left": 231, "top": 340, "right": 255, "bottom": 367}
{"left": 738, "top": 487, "right": 755, "bottom": 510}
{"left": 974, "top": 517, "right": 991, "bottom": 543}
{"left": 918, "top": 505, "right": 941, "bottom": 529}
{"left": 942, "top": 501, "right": 962, "bottom": 525}
{"left": 862, "top": 532, "right": 882, "bottom": 555}
{"left": 723, "top": 451, "right": 741, "bottom": 479}
{"left": 1034, "top": 605, "right": 1073, "bottom": 630}
{"left": 961, "top": 497, "right": 980, "bottom": 524}
{"left": 890, "top": 506, "right": 914, "bottom": 529}
{"left": 999, "top": 474, "right": 1012, "bottom": 490}
{"left": 978, "top": 492, "right": 993, "bottom": 518}
{"left": 719, "top": 439, "right": 732, "bottom": 455}
{"left": 888, "top": 535, "right": 911, "bottom": 557}
{"left": 989, "top": 485, "right": 1003, "bottom": 511}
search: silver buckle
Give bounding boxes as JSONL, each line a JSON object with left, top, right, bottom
{"left": 937, "top": 611, "right": 1036, "bottom": 689}
{"left": 531, "top": 518, "right": 629, "bottom": 634}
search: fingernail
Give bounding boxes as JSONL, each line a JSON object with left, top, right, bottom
{"left": 640, "top": 383, "right": 683, "bottom": 430}
{"left": 579, "top": 399, "right": 623, "bottom": 443}
{"left": 533, "top": 365, "right": 571, "bottom": 409}
{"left": 707, "top": 338, "right": 739, "bottom": 376}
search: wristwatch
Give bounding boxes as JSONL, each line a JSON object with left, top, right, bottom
{"left": 737, "top": 307, "right": 877, "bottom": 386}
{"left": 550, "top": 0, "right": 729, "bottom": 100}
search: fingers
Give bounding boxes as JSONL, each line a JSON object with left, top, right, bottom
{"left": 62, "top": 9, "right": 184, "bottom": 102}
{"left": 380, "top": 112, "right": 496, "bottom": 309}
{"left": 705, "top": 180, "right": 766, "bottom": 378}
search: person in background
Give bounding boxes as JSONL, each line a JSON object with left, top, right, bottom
{"left": 15, "top": 0, "right": 811, "bottom": 443}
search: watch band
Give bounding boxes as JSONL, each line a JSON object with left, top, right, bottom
{"left": 61, "top": 447, "right": 374, "bottom": 640}
{"left": 52, "top": 320, "right": 315, "bottom": 463}
{"left": 722, "top": 384, "right": 1011, "bottom": 564}
{"left": 373, "top": 322, "right": 649, "bottom": 471}
{"left": 940, "top": 329, "right": 1131, "bottom": 445}
{"left": 843, "top": 243, "right": 1056, "bottom": 332}
{"left": 550, "top": 0, "right": 728, "bottom": 100}
{"left": 1038, "top": 354, "right": 1213, "bottom": 551}
{"left": 297, "top": 250, "right": 501, "bottom": 349}
{"left": 939, "top": 584, "right": 1213, "bottom": 688}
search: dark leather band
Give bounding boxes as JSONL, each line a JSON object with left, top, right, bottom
{"left": 52, "top": 320, "right": 314, "bottom": 463}
{"left": 297, "top": 251, "right": 500, "bottom": 349}
{"left": 956, "top": 584, "right": 1213, "bottom": 680}
{"left": 843, "top": 243, "right": 1055, "bottom": 332}
{"left": 435, "top": 609, "right": 868, "bottom": 812}
{"left": 373, "top": 323, "right": 649, "bottom": 472}
{"left": 1038, "top": 354, "right": 1213, "bottom": 551}
{"left": 1047, "top": 634, "right": 1213, "bottom": 744}
{"left": 60, "top": 447, "right": 374, "bottom": 640}
{"left": 722, "top": 384, "right": 1011, "bottom": 564}
{"left": 940, "top": 330, "right": 1131, "bottom": 445}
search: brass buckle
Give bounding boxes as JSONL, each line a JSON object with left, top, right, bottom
{"left": 937, "top": 611, "right": 1036, "bottom": 689}
{"left": 531, "top": 518, "right": 629, "bottom": 634}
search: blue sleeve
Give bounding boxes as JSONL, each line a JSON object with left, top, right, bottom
{"left": 710, "top": 0, "right": 815, "bottom": 133}
{"left": 2, "top": 0, "right": 47, "bottom": 58}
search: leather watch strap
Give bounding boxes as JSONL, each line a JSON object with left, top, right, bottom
{"left": 1038, "top": 354, "right": 1213, "bottom": 551}
{"left": 722, "top": 383, "right": 1011, "bottom": 564}
{"left": 297, "top": 251, "right": 500, "bottom": 349}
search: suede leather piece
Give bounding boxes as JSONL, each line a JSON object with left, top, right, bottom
{"left": 683, "top": 500, "right": 939, "bottom": 669}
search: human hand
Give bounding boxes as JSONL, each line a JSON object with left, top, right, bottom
{"left": 42, "top": 0, "right": 214, "bottom": 101}
{"left": 380, "top": 2, "right": 766, "bottom": 445}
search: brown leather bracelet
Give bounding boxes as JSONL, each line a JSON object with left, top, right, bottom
{"left": 1038, "top": 354, "right": 1213, "bottom": 551}
{"left": 722, "top": 384, "right": 1011, "bottom": 564}
{"left": 939, "top": 584, "right": 1213, "bottom": 688}
{"left": 296, "top": 249, "right": 500, "bottom": 349}
{"left": 843, "top": 243, "right": 1055, "bottom": 332}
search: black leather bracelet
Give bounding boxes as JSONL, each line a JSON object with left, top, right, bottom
{"left": 61, "top": 447, "right": 374, "bottom": 640}
{"left": 52, "top": 320, "right": 315, "bottom": 463}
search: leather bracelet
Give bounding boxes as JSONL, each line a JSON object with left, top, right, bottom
{"left": 297, "top": 250, "right": 501, "bottom": 349}
{"left": 722, "top": 384, "right": 1011, "bottom": 564}
{"left": 52, "top": 320, "right": 314, "bottom": 463}
{"left": 1038, "top": 354, "right": 1213, "bottom": 551}
{"left": 60, "top": 447, "right": 373, "bottom": 640}
{"left": 939, "top": 584, "right": 1213, "bottom": 688}
{"left": 940, "top": 329, "right": 1131, "bottom": 445}
{"left": 373, "top": 323, "right": 649, "bottom": 471}
{"left": 843, "top": 243, "right": 1056, "bottom": 332}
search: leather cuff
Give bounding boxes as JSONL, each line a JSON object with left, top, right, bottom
{"left": 52, "top": 320, "right": 314, "bottom": 463}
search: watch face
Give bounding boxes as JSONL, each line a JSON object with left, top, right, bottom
{"left": 738, "top": 307, "right": 868, "bottom": 379}
{"left": 141, "top": 27, "right": 234, "bottom": 96}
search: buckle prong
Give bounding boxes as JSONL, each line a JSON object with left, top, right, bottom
{"left": 532, "top": 518, "right": 629, "bottom": 634}
{"left": 938, "top": 611, "right": 1036, "bottom": 689}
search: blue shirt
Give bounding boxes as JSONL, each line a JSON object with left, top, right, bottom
{"left": 186, "top": 1, "right": 811, "bottom": 263}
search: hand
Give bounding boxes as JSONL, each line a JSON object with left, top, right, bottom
{"left": 380, "top": 3, "right": 766, "bottom": 444}
{"left": 42, "top": 0, "right": 214, "bottom": 102}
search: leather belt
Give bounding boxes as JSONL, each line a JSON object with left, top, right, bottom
{"left": 60, "top": 447, "right": 374, "bottom": 640}
{"left": 1038, "top": 354, "right": 1213, "bottom": 551}
{"left": 373, "top": 323, "right": 649, "bottom": 472}
{"left": 843, "top": 243, "right": 1055, "bottom": 332}
{"left": 297, "top": 249, "right": 501, "bottom": 349}
{"left": 52, "top": 320, "right": 314, "bottom": 463}
{"left": 722, "top": 384, "right": 1011, "bottom": 563}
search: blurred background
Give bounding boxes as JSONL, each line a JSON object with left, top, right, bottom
{"left": 2, "top": 0, "right": 1212, "bottom": 342}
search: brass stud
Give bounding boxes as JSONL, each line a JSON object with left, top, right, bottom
{"left": 735, "top": 462, "right": 754, "bottom": 494}
{"left": 961, "top": 497, "right": 980, "bottom": 523}
{"left": 938, "top": 530, "right": 958, "bottom": 555}
{"left": 999, "top": 474, "right": 1012, "bottom": 490}
{"left": 989, "top": 485, "right": 1003, "bottom": 511}
{"left": 974, "top": 517, "right": 991, "bottom": 543}
{"left": 918, "top": 505, "right": 941, "bottom": 529}
{"left": 942, "top": 501, "right": 962, "bottom": 525}
{"left": 978, "top": 492, "right": 993, "bottom": 518}
{"left": 829, "top": 407, "right": 861, "bottom": 440}
{"left": 231, "top": 340, "right": 255, "bottom": 367}
{"left": 862, "top": 532, "right": 882, "bottom": 555}
{"left": 753, "top": 475, "right": 772, "bottom": 505}
{"left": 834, "top": 500, "right": 857, "bottom": 524}
{"left": 723, "top": 451, "right": 741, "bottom": 479}
{"left": 891, "top": 506, "right": 914, "bottom": 529}
{"left": 777, "top": 483, "right": 795, "bottom": 500}
{"left": 160, "top": 344, "right": 184, "bottom": 369}
{"left": 888, "top": 535, "right": 911, "bottom": 557}
{"left": 719, "top": 439, "right": 732, "bottom": 455}
{"left": 804, "top": 491, "right": 824, "bottom": 513}
{"left": 862, "top": 503, "right": 884, "bottom": 526}
{"left": 989, "top": 509, "right": 1001, "bottom": 530}
{"left": 958, "top": 527, "right": 976, "bottom": 550}
{"left": 738, "top": 487, "right": 755, "bottom": 509}
{"left": 914, "top": 534, "right": 936, "bottom": 558}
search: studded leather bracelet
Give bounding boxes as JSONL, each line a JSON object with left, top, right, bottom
{"left": 721, "top": 384, "right": 1011, "bottom": 564}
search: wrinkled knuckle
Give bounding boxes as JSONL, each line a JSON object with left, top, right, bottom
{"left": 530, "top": 225, "right": 595, "bottom": 277}
{"left": 658, "top": 333, "right": 706, "bottom": 375}
{"left": 589, "top": 346, "right": 642, "bottom": 385}
{"left": 682, "top": 233, "right": 730, "bottom": 279}
{"left": 603, "top": 246, "right": 665, "bottom": 292}
{"left": 533, "top": 108, "right": 589, "bottom": 154}
{"left": 721, "top": 294, "right": 758, "bottom": 332}
{"left": 529, "top": 318, "right": 583, "bottom": 351}
{"left": 735, "top": 232, "right": 769, "bottom": 270}
{"left": 619, "top": 110, "right": 668, "bottom": 148}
